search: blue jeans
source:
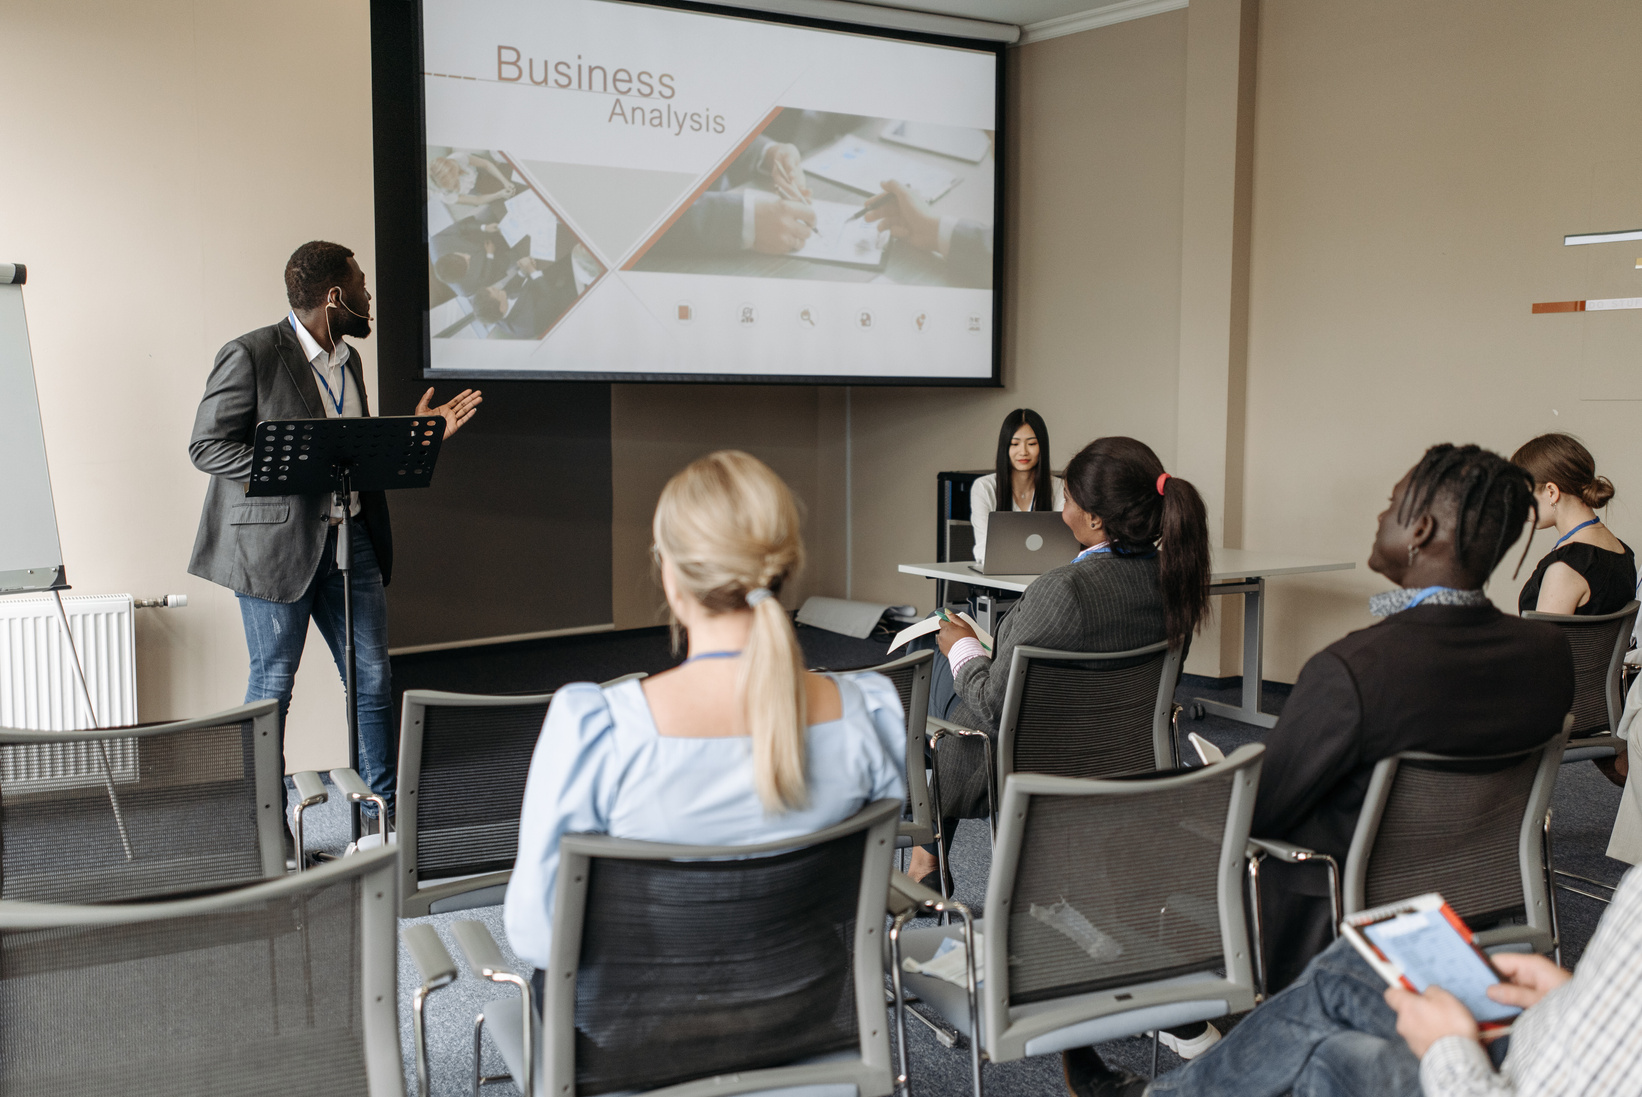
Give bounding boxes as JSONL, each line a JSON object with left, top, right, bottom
{"left": 1148, "top": 939, "right": 1424, "bottom": 1097}
{"left": 237, "top": 524, "right": 395, "bottom": 814}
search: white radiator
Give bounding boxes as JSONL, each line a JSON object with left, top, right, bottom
{"left": 0, "top": 594, "right": 139, "bottom": 787}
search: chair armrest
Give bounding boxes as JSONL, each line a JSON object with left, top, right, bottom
{"left": 330, "top": 767, "right": 372, "bottom": 800}
{"left": 291, "top": 770, "right": 328, "bottom": 807}
{"left": 926, "top": 717, "right": 987, "bottom": 742}
{"left": 403, "top": 924, "right": 458, "bottom": 989}
{"left": 890, "top": 872, "right": 946, "bottom": 915}
{"left": 1247, "top": 837, "right": 1325, "bottom": 864}
{"left": 888, "top": 873, "right": 974, "bottom": 921}
{"left": 452, "top": 919, "right": 516, "bottom": 981}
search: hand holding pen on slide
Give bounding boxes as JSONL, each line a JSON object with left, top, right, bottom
{"left": 761, "top": 142, "right": 811, "bottom": 202}
{"left": 858, "top": 179, "right": 941, "bottom": 253}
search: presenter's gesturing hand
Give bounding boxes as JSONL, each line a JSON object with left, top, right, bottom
{"left": 416, "top": 387, "right": 484, "bottom": 440}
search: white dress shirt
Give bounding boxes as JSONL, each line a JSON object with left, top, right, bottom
{"left": 287, "top": 312, "right": 362, "bottom": 519}
{"left": 969, "top": 472, "right": 1066, "bottom": 565}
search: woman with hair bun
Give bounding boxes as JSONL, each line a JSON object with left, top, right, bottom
{"left": 1512, "top": 433, "right": 1635, "bottom": 616}
{"left": 504, "top": 451, "right": 905, "bottom": 971}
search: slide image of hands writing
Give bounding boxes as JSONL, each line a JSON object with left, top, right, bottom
{"left": 629, "top": 109, "right": 995, "bottom": 290}
{"left": 426, "top": 147, "right": 607, "bottom": 341}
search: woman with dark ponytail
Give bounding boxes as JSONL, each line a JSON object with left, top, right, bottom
{"left": 909, "top": 437, "right": 1212, "bottom": 878}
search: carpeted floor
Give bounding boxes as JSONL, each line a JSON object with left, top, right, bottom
{"left": 298, "top": 642, "right": 1631, "bottom": 1096}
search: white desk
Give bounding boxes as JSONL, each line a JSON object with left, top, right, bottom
{"left": 897, "top": 548, "right": 1356, "bottom": 728}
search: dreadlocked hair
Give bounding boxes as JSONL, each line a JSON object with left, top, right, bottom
{"left": 1398, "top": 443, "right": 1538, "bottom": 586}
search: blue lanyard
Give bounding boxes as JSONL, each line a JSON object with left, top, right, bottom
{"left": 682, "top": 650, "right": 741, "bottom": 664}
{"left": 310, "top": 359, "right": 346, "bottom": 415}
{"left": 1404, "top": 586, "right": 1458, "bottom": 609}
{"left": 1554, "top": 517, "right": 1601, "bottom": 549}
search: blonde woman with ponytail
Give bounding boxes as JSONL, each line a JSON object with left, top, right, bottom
{"left": 504, "top": 451, "right": 906, "bottom": 971}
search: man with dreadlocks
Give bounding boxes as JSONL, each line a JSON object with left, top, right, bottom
{"left": 1064, "top": 445, "right": 1585, "bottom": 1097}
{"left": 1245, "top": 444, "right": 1574, "bottom": 992}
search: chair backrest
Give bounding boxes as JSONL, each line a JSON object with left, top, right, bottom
{"left": 1343, "top": 724, "right": 1570, "bottom": 953}
{"left": 997, "top": 642, "right": 1183, "bottom": 782}
{"left": 0, "top": 845, "right": 402, "bottom": 1096}
{"left": 1523, "top": 600, "right": 1638, "bottom": 736}
{"left": 0, "top": 700, "right": 285, "bottom": 903}
{"left": 852, "top": 650, "right": 933, "bottom": 843}
{"left": 542, "top": 800, "right": 901, "bottom": 1097}
{"left": 981, "top": 747, "right": 1263, "bottom": 1061}
{"left": 397, "top": 688, "right": 556, "bottom": 916}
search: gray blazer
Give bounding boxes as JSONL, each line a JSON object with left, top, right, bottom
{"left": 939, "top": 552, "right": 1168, "bottom": 817}
{"left": 187, "top": 318, "right": 392, "bottom": 603}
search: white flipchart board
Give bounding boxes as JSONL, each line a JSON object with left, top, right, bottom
{"left": 0, "top": 267, "right": 66, "bottom": 594}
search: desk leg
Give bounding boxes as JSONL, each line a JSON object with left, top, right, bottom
{"left": 1193, "top": 577, "right": 1279, "bottom": 729}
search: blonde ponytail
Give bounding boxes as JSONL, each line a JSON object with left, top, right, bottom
{"left": 653, "top": 451, "right": 808, "bottom": 812}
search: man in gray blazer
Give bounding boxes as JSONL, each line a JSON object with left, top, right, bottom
{"left": 189, "top": 241, "right": 481, "bottom": 838}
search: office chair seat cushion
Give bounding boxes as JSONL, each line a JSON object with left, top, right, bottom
{"left": 482, "top": 996, "right": 861, "bottom": 1097}
{"left": 896, "top": 921, "right": 1227, "bottom": 1058}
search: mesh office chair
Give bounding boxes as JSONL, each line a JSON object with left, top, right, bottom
{"left": 1523, "top": 600, "right": 1638, "bottom": 762}
{"left": 0, "top": 699, "right": 285, "bottom": 904}
{"left": 452, "top": 799, "right": 902, "bottom": 1097}
{"left": 1249, "top": 725, "right": 1569, "bottom": 989}
{"left": 841, "top": 651, "right": 947, "bottom": 902}
{"left": 937, "top": 642, "right": 1185, "bottom": 841}
{"left": 397, "top": 676, "right": 643, "bottom": 918}
{"left": 892, "top": 747, "right": 1264, "bottom": 1097}
{"left": 397, "top": 689, "right": 556, "bottom": 917}
{"left": 0, "top": 846, "right": 415, "bottom": 1096}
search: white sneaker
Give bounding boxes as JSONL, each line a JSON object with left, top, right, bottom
{"left": 1158, "top": 1023, "right": 1221, "bottom": 1060}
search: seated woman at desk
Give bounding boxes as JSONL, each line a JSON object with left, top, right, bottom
{"left": 911, "top": 436, "right": 1212, "bottom": 876}
{"left": 969, "top": 408, "right": 1064, "bottom": 567}
{"left": 503, "top": 450, "right": 906, "bottom": 974}
{"left": 1512, "top": 432, "right": 1635, "bottom": 786}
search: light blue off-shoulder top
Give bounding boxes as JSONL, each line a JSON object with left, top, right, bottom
{"left": 502, "top": 671, "right": 907, "bottom": 968}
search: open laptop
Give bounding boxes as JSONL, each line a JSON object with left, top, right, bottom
{"left": 971, "top": 512, "right": 1083, "bottom": 575}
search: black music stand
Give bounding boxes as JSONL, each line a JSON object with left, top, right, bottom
{"left": 247, "top": 415, "right": 444, "bottom": 839}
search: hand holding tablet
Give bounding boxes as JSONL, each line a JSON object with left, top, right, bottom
{"left": 1343, "top": 892, "right": 1564, "bottom": 1053}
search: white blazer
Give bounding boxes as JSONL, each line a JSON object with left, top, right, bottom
{"left": 969, "top": 472, "right": 1066, "bottom": 564}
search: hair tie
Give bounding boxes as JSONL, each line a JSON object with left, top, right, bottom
{"left": 746, "top": 588, "right": 774, "bottom": 608}
{"left": 1156, "top": 472, "right": 1171, "bottom": 496}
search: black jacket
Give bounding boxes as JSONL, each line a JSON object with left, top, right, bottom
{"left": 1254, "top": 603, "right": 1575, "bottom": 864}
{"left": 1252, "top": 601, "right": 1574, "bottom": 992}
{"left": 187, "top": 319, "right": 393, "bottom": 602}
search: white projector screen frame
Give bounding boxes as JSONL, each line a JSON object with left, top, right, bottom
{"left": 411, "top": 0, "right": 1005, "bottom": 385}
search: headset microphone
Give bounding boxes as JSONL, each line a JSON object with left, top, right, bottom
{"left": 328, "top": 288, "right": 373, "bottom": 322}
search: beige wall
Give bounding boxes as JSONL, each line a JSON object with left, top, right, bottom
{"left": 1, "top": 0, "right": 376, "bottom": 768}
{"left": 1245, "top": 0, "right": 1642, "bottom": 680}
{"left": 609, "top": 385, "right": 846, "bottom": 629}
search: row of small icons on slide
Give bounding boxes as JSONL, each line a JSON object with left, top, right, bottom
{"left": 675, "top": 302, "right": 985, "bottom": 334}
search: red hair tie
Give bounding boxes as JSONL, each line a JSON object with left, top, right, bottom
{"left": 1156, "top": 472, "right": 1171, "bottom": 496}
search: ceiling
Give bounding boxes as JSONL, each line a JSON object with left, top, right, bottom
{"left": 875, "top": 0, "right": 1139, "bottom": 25}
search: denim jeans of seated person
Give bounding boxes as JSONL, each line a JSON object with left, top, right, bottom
{"left": 237, "top": 524, "right": 395, "bottom": 817}
{"left": 1146, "top": 938, "right": 1471, "bottom": 1097}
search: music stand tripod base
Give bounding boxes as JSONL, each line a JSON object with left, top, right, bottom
{"left": 247, "top": 415, "right": 445, "bottom": 840}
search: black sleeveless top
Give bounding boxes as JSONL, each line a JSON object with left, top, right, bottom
{"left": 1517, "top": 540, "right": 1637, "bottom": 615}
